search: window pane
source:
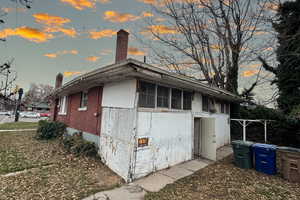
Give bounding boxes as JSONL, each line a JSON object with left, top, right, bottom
{"left": 63, "top": 96, "right": 68, "bottom": 113}
{"left": 225, "top": 103, "right": 230, "bottom": 114}
{"left": 157, "top": 86, "right": 169, "bottom": 108}
{"left": 80, "top": 92, "right": 88, "bottom": 108}
{"left": 202, "top": 95, "right": 209, "bottom": 112}
{"left": 138, "top": 81, "right": 155, "bottom": 108}
{"left": 221, "top": 102, "right": 225, "bottom": 113}
{"left": 171, "top": 89, "right": 182, "bottom": 109}
{"left": 183, "top": 91, "right": 192, "bottom": 110}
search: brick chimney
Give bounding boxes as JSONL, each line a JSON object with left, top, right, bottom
{"left": 55, "top": 73, "right": 63, "bottom": 89}
{"left": 115, "top": 29, "right": 129, "bottom": 63}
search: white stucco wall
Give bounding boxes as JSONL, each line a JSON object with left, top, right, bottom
{"left": 102, "top": 79, "right": 137, "bottom": 108}
{"left": 192, "top": 92, "right": 230, "bottom": 149}
{"left": 134, "top": 111, "right": 192, "bottom": 179}
{"left": 192, "top": 112, "right": 230, "bottom": 149}
{"left": 99, "top": 81, "right": 230, "bottom": 181}
{"left": 99, "top": 107, "right": 137, "bottom": 182}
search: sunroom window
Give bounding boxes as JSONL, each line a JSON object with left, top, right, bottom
{"left": 171, "top": 88, "right": 182, "bottom": 109}
{"left": 183, "top": 91, "right": 192, "bottom": 110}
{"left": 157, "top": 85, "right": 169, "bottom": 108}
{"left": 202, "top": 95, "right": 209, "bottom": 112}
{"left": 138, "top": 81, "right": 155, "bottom": 108}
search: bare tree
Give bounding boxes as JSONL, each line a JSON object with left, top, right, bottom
{"left": 23, "top": 83, "right": 54, "bottom": 105}
{"left": 142, "top": 0, "right": 278, "bottom": 95}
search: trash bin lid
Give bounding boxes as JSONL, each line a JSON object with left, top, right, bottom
{"left": 232, "top": 140, "right": 254, "bottom": 147}
{"left": 253, "top": 143, "right": 277, "bottom": 150}
{"left": 277, "top": 146, "right": 300, "bottom": 153}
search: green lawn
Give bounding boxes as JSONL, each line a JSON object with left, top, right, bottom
{"left": 0, "top": 122, "right": 38, "bottom": 130}
{"left": 145, "top": 156, "right": 300, "bottom": 200}
{"left": 0, "top": 131, "right": 123, "bottom": 200}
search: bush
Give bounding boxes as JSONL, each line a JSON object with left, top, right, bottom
{"left": 231, "top": 105, "right": 300, "bottom": 148}
{"left": 61, "top": 132, "right": 98, "bottom": 157}
{"left": 36, "top": 120, "right": 66, "bottom": 140}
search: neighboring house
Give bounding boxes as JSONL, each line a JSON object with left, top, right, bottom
{"left": 27, "top": 102, "right": 50, "bottom": 112}
{"left": 51, "top": 29, "right": 240, "bottom": 182}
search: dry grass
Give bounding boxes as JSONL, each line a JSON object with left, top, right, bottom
{"left": 0, "top": 131, "right": 123, "bottom": 200}
{"left": 0, "top": 122, "right": 38, "bottom": 130}
{"left": 145, "top": 156, "right": 300, "bottom": 200}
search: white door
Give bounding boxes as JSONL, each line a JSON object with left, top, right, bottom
{"left": 201, "top": 118, "right": 217, "bottom": 161}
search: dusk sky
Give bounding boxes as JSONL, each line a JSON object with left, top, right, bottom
{"left": 0, "top": 0, "right": 276, "bottom": 103}
{"left": 0, "top": 0, "right": 156, "bottom": 91}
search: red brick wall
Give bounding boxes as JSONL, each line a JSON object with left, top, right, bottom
{"left": 55, "top": 86, "right": 103, "bottom": 135}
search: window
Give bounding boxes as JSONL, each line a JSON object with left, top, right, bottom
{"left": 80, "top": 92, "right": 88, "bottom": 108}
{"left": 157, "top": 85, "right": 169, "bottom": 108}
{"left": 183, "top": 91, "right": 192, "bottom": 110}
{"left": 138, "top": 81, "right": 155, "bottom": 108}
{"left": 138, "top": 81, "right": 193, "bottom": 111}
{"left": 225, "top": 103, "right": 230, "bottom": 114}
{"left": 171, "top": 88, "right": 182, "bottom": 109}
{"left": 59, "top": 96, "right": 68, "bottom": 114}
{"left": 202, "top": 95, "right": 209, "bottom": 112}
{"left": 221, "top": 102, "right": 225, "bottom": 113}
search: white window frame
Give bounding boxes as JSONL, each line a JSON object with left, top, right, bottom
{"left": 78, "top": 91, "right": 88, "bottom": 111}
{"left": 58, "top": 96, "right": 68, "bottom": 115}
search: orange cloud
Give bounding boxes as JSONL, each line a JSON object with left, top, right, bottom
{"left": 141, "top": 11, "right": 154, "bottom": 17}
{"left": 254, "top": 31, "right": 268, "bottom": 36}
{"left": 86, "top": 56, "right": 100, "bottom": 62}
{"left": 98, "top": 0, "right": 111, "bottom": 3}
{"left": 44, "top": 49, "right": 78, "bottom": 58}
{"left": 44, "top": 53, "right": 57, "bottom": 58}
{"left": 264, "top": 2, "right": 278, "bottom": 12}
{"left": 33, "top": 13, "right": 71, "bottom": 26}
{"left": 2, "top": 7, "right": 26, "bottom": 13}
{"left": 60, "top": 0, "right": 95, "bottom": 10}
{"left": 104, "top": 11, "right": 140, "bottom": 23}
{"left": 128, "top": 47, "right": 146, "bottom": 56}
{"left": 88, "top": 29, "right": 117, "bottom": 39}
{"left": 241, "top": 63, "right": 261, "bottom": 68}
{"left": 44, "top": 26, "right": 77, "bottom": 37}
{"left": 64, "top": 71, "right": 83, "bottom": 77}
{"left": 100, "top": 49, "right": 112, "bottom": 55}
{"left": 264, "top": 47, "right": 273, "bottom": 51}
{"left": 243, "top": 70, "right": 259, "bottom": 77}
{"left": 0, "top": 26, "right": 53, "bottom": 43}
{"left": 210, "top": 44, "right": 222, "bottom": 50}
{"left": 33, "top": 13, "right": 77, "bottom": 38}
{"left": 142, "top": 25, "right": 178, "bottom": 35}
{"left": 155, "top": 17, "right": 166, "bottom": 22}
{"left": 138, "top": 0, "right": 157, "bottom": 5}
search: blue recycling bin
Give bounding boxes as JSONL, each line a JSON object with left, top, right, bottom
{"left": 253, "top": 143, "right": 277, "bottom": 175}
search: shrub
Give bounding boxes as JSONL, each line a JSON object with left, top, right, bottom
{"left": 36, "top": 120, "right": 66, "bottom": 140}
{"left": 61, "top": 132, "right": 98, "bottom": 157}
{"left": 231, "top": 105, "right": 300, "bottom": 148}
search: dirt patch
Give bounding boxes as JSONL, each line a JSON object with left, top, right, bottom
{"left": 145, "top": 156, "right": 300, "bottom": 200}
{"left": 0, "top": 131, "right": 123, "bottom": 200}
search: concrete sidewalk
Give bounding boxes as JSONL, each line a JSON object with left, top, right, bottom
{"left": 83, "top": 145, "right": 233, "bottom": 200}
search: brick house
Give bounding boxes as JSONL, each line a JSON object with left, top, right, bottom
{"left": 51, "top": 29, "right": 240, "bottom": 182}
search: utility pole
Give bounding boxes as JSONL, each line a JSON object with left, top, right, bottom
{"left": 15, "top": 88, "right": 23, "bottom": 122}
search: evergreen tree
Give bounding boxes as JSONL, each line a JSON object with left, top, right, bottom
{"left": 261, "top": 0, "right": 300, "bottom": 114}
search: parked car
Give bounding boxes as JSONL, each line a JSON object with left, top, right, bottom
{"left": 40, "top": 112, "right": 51, "bottom": 117}
{"left": 0, "top": 111, "right": 13, "bottom": 116}
{"left": 20, "top": 112, "right": 40, "bottom": 118}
